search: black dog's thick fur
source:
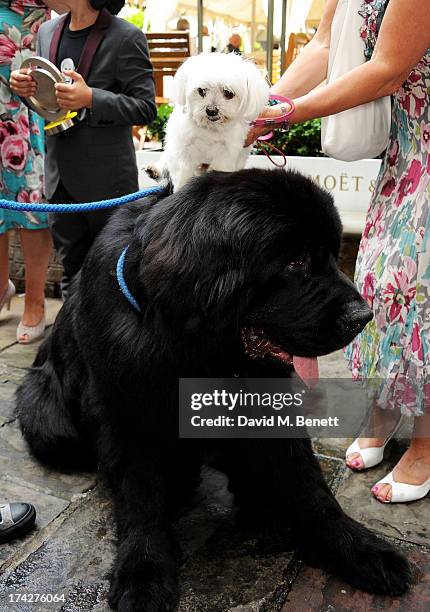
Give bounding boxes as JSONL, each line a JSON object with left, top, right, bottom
{"left": 17, "top": 169, "right": 411, "bottom": 610}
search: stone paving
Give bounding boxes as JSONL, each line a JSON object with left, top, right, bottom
{"left": 0, "top": 297, "right": 428, "bottom": 611}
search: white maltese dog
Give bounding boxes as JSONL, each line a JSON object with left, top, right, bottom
{"left": 155, "top": 52, "right": 269, "bottom": 191}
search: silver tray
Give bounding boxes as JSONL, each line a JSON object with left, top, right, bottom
{"left": 21, "top": 56, "right": 69, "bottom": 123}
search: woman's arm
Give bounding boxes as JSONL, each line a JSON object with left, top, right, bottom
{"left": 271, "top": 0, "right": 339, "bottom": 99}
{"left": 245, "top": 0, "right": 338, "bottom": 144}
{"left": 43, "top": 1, "right": 69, "bottom": 14}
{"left": 291, "top": 0, "right": 430, "bottom": 123}
{"left": 246, "top": 0, "right": 430, "bottom": 144}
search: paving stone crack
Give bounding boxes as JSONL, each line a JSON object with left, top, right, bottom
{"left": 0, "top": 418, "right": 16, "bottom": 429}
{"left": 262, "top": 555, "right": 303, "bottom": 611}
{"left": 0, "top": 342, "right": 19, "bottom": 355}
{"left": 371, "top": 519, "right": 430, "bottom": 548}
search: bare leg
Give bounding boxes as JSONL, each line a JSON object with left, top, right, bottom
{"left": 373, "top": 412, "right": 430, "bottom": 503}
{"left": 346, "top": 399, "right": 402, "bottom": 470}
{"left": 18, "top": 229, "right": 51, "bottom": 335}
{"left": 0, "top": 233, "right": 9, "bottom": 297}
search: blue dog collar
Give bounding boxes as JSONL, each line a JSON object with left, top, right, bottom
{"left": 116, "top": 246, "right": 141, "bottom": 313}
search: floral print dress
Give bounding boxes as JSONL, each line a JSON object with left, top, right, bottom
{"left": 345, "top": 0, "right": 430, "bottom": 415}
{"left": 0, "top": 0, "right": 50, "bottom": 232}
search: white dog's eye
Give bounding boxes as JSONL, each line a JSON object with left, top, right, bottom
{"left": 197, "top": 88, "right": 207, "bottom": 98}
{"left": 223, "top": 89, "right": 235, "bottom": 100}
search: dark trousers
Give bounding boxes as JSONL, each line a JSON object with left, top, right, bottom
{"left": 49, "top": 182, "right": 112, "bottom": 299}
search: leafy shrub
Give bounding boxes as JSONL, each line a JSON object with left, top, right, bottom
{"left": 147, "top": 103, "right": 174, "bottom": 145}
{"left": 123, "top": 8, "right": 145, "bottom": 30}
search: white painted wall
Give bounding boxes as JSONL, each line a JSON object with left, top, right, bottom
{"left": 136, "top": 151, "right": 382, "bottom": 235}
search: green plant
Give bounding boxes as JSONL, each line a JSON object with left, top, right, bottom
{"left": 255, "top": 118, "right": 323, "bottom": 157}
{"left": 147, "top": 103, "right": 174, "bottom": 145}
{"left": 123, "top": 8, "right": 145, "bottom": 30}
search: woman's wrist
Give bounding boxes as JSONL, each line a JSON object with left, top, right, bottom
{"left": 287, "top": 96, "right": 316, "bottom": 125}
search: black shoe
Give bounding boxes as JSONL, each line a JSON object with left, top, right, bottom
{"left": 0, "top": 503, "right": 36, "bottom": 543}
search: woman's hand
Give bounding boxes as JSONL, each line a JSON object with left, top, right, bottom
{"left": 244, "top": 102, "right": 293, "bottom": 147}
{"left": 55, "top": 70, "right": 93, "bottom": 111}
{"left": 10, "top": 69, "right": 36, "bottom": 98}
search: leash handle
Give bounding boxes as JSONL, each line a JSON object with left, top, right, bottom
{"left": 252, "top": 95, "right": 293, "bottom": 167}
{"left": 252, "top": 95, "right": 295, "bottom": 127}
{"left": 254, "top": 95, "right": 294, "bottom": 154}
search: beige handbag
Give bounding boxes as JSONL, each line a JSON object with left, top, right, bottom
{"left": 321, "top": 0, "right": 391, "bottom": 161}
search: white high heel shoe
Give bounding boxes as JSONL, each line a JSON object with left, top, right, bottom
{"left": 0, "top": 280, "right": 15, "bottom": 314}
{"left": 345, "top": 416, "right": 404, "bottom": 470}
{"left": 373, "top": 471, "right": 430, "bottom": 503}
{"left": 17, "top": 301, "right": 46, "bottom": 345}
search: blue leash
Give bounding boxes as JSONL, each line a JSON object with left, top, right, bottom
{"left": 116, "top": 246, "right": 141, "bottom": 313}
{"left": 0, "top": 184, "right": 165, "bottom": 312}
{"left": 0, "top": 186, "right": 164, "bottom": 213}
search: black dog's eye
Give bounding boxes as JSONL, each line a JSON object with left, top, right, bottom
{"left": 197, "top": 88, "right": 207, "bottom": 97}
{"left": 286, "top": 255, "right": 310, "bottom": 273}
{"left": 223, "top": 89, "right": 235, "bottom": 100}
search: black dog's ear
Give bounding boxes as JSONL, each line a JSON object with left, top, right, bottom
{"left": 192, "top": 267, "right": 254, "bottom": 330}
{"left": 197, "top": 268, "right": 244, "bottom": 312}
{"left": 143, "top": 260, "right": 248, "bottom": 332}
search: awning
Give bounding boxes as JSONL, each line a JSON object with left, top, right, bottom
{"left": 177, "top": 1, "right": 325, "bottom": 27}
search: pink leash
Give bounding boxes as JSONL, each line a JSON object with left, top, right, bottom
{"left": 251, "top": 94, "right": 295, "bottom": 168}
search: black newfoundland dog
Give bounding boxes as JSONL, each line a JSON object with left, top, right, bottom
{"left": 16, "top": 169, "right": 411, "bottom": 610}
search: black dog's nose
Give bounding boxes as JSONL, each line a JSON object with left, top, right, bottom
{"left": 342, "top": 301, "right": 373, "bottom": 335}
{"left": 206, "top": 107, "right": 219, "bottom": 117}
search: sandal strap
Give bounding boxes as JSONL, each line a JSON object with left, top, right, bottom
{"left": 374, "top": 471, "right": 430, "bottom": 503}
{"left": 346, "top": 416, "right": 405, "bottom": 470}
{"left": 17, "top": 315, "right": 46, "bottom": 344}
{"left": 346, "top": 439, "right": 385, "bottom": 469}
{"left": 0, "top": 504, "right": 14, "bottom": 527}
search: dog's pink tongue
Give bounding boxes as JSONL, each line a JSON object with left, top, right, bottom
{"left": 293, "top": 356, "right": 319, "bottom": 387}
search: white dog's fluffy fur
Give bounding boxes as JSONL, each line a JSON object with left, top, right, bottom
{"left": 158, "top": 53, "right": 269, "bottom": 191}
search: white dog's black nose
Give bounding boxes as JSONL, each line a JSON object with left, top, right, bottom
{"left": 206, "top": 107, "right": 219, "bottom": 117}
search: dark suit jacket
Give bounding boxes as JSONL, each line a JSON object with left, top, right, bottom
{"left": 38, "top": 11, "right": 156, "bottom": 201}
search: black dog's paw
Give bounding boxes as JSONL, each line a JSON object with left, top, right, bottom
{"left": 108, "top": 568, "right": 179, "bottom": 612}
{"left": 342, "top": 535, "right": 412, "bottom": 596}
{"left": 108, "top": 529, "right": 180, "bottom": 611}
{"left": 301, "top": 517, "right": 412, "bottom": 596}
